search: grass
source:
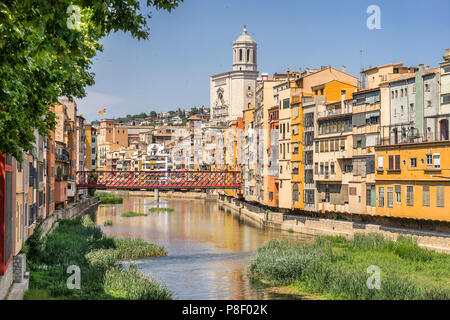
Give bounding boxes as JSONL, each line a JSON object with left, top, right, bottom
{"left": 104, "top": 220, "right": 113, "bottom": 226}
{"left": 148, "top": 207, "right": 174, "bottom": 212}
{"left": 248, "top": 234, "right": 450, "bottom": 300}
{"left": 23, "top": 215, "right": 170, "bottom": 300}
{"left": 95, "top": 191, "right": 123, "bottom": 204}
{"left": 121, "top": 212, "right": 148, "bottom": 218}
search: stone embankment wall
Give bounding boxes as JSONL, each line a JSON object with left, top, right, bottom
{"left": 39, "top": 196, "right": 100, "bottom": 238}
{"left": 217, "top": 195, "right": 450, "bottom": 254}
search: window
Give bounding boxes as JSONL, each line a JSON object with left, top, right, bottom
{"left": 304, "top": 190, "right": 315, "bottom": 204}
{"left": 436, "top": 186, "right": 445, "bottom": 207}
{"left": 442, "top": 93, "right": 450, "bottom": 104}
{"left": 239, "top": 49, "right": 242, "bottom": 61}
{"left": 378, "top": 187, "right": 384, "bottom": 207}
{"left": 426, "top": 154, "right": 432, "bottom": 166}
{"left": 422, "top": 185, "right": 430, "bottom": 207}
{"left": 406, "top": 186, "right": 414, "bottom": 206}
{"left": 425, "top": 83, "right": 430, "bottom": 92}
{"left": 388, "top": 155, "right": 401, "bottom": 170}
{"left": 292, "top": 184, "right": 299, "bottom": 202}
{"left": 282, "top": 98, "right": 290, "bottom": 109}
{"left": 330, "top": 163, "right": 335, "bottom": 175}
{"left": 410, "top": 158, "right": 417, "bottom": 168}
{"left": 378, "top": 156, "right": 384, "bottom": 170}
{"left": 320, "top": 164, "right": 324, "bottom": 175}
{"left": 366, "top": 184, "right": 375, "bottom": 207}
{"left": 433, "top": 154, "right": 441, "bottom": 169}
{"left": 395, "top": 185, "right": 401, "bottom": 204}
{"left": 387, "top": 187, "right": 394, "bottom": 208}
{"left": 366, "top": 157, "right": 375, "bottom": 174}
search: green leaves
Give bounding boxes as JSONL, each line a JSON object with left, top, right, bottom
{"left": 0, "top": 0, "right": 183, "bottom": 161}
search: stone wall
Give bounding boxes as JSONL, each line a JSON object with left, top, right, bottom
{"left": 0, "top": 262, "right": 13, "bottom": 300}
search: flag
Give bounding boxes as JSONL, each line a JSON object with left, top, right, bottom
{"left": 99, "top": 108, "right": 106, "bottom": 115}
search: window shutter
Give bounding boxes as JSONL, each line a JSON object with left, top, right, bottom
{"left": 388, "top": 156, "right": 394, "bottom": 170}
{"left": 422, "top": 185, "right": 430, "bottom": 207}
{"left": 406, "top": 186, "right": 414, "bottom": 206}
{"left": 395, "top": 155, "right": 401, "bottom": 170}
{"left": 436, "top": 186, "right": 444, "bottom": 207}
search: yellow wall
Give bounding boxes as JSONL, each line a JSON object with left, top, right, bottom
{"left": 375, "top": 141, "right": 450, "bottom": 221}
{"left": 85, "top": 126, "right": 92, "bottom": 170}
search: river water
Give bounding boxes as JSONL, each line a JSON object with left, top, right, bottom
{"left": 94, "top": 196, "right": 313, "bottom": 300}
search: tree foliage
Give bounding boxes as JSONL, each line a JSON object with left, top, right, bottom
{"left": 0, "top": 0, "right": 183, "bottom": 161}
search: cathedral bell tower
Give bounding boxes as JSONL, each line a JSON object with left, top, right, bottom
{"left": 232, "top": 26, "right": 257, "bottom": 72}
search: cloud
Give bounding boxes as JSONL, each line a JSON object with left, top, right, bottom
{"left": 75, "top": 90, "right": 123, "bottom": 122}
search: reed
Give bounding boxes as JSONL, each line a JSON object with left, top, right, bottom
{"left": 23, "top": 215, "right": 170, "bottom": 300}
{"left": 121, "top": 212, "right": 148, "bottom": 217}
{"left": 248, "top": 234, "right": 450, "bottom": 300}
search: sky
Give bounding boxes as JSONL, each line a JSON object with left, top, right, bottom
{"left": 75, "top": 0, "right": 450, "bottom": 122}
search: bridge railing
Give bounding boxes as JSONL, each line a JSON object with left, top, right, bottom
{"left": 76, "top": 170, "right": 242, "bottom": 189}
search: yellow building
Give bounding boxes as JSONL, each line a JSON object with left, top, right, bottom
{"left": 375, "top": 140, "right": 450, "bottom": 222}
{"left": 292, "top": 75, "right": 358, "bottom": 212}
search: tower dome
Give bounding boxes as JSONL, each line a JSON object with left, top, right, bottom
{"left": 234, "top": 26, "right": 256, "bottom": 44}
{"left": 232, "top": 26, "right": 257, "bottom": 72}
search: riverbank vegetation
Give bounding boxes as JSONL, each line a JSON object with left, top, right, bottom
{"left": 248, "top": 234, "right": 450, "bottom": 300}
{"left": 104, "top": 220, "right": 113, "bottom": 226}
{"left": 95, "top": 191, "right": 123, "bottom": 204}
{"left": 23, "top": 215, "right": 170, "bottom": 300}
{"left": 149, "top": 207, "right": 174, "bottom": 212}
{"left": 121, "top": 212, "right": 148, "bottom": 218}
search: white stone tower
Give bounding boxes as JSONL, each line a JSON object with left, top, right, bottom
{"left": 232, "top": 26, "right": 257, "bottom": 72}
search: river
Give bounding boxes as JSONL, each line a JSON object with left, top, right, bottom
{"left": 94, "top": 196, "right": 313, "bottom": 300}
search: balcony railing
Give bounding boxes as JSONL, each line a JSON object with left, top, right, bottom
{"left": 317, "top": 108, "right": 352, "bottom": 119}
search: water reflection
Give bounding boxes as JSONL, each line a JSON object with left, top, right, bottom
{"left": 95, "top": 196, "right": 312, "bottom": 300}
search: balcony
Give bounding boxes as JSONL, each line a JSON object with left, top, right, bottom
{"left": 317, "top": 108, "right": 352, "bottom": 120}
{"left": 56, "top": 149, "right": 70, "bottom": 163}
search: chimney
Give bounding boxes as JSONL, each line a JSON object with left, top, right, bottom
{"left": 342, "top": 65, "right": 346, "bottom": 73}
{"left": 426, "top": 66, "right": 430, "bottom": 71}
{"left": 287, "top": 68, "right": 290, "bottom": 88}
{"left": 445, "top": 49, "right": 450, "bottom": 58}
{"left": 341, "top": 90, "right": 346, "bottom": 110}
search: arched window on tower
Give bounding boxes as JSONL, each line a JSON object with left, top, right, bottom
{"left": 239, "top": 49, "right": 242, "bottom": 61}
{"left": 247, "top": 49, "right": 250, "bottom": 62}
{"left": 253, "top": 50, "right": 256, "bottom": 63}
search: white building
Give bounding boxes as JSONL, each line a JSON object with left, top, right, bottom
{"left": 210, "top": 26, "right": 258, "bottom": 121}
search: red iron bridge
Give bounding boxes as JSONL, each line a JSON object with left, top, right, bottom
{"left": 76, "top": 171, "right": 242, "bottom": 190}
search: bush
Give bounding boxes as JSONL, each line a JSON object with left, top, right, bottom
{"left": 81, "top": 215, "right": 95, "bottom": 228}
{"left": 104, "top": 220, "right": 113, "bottom": 226}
